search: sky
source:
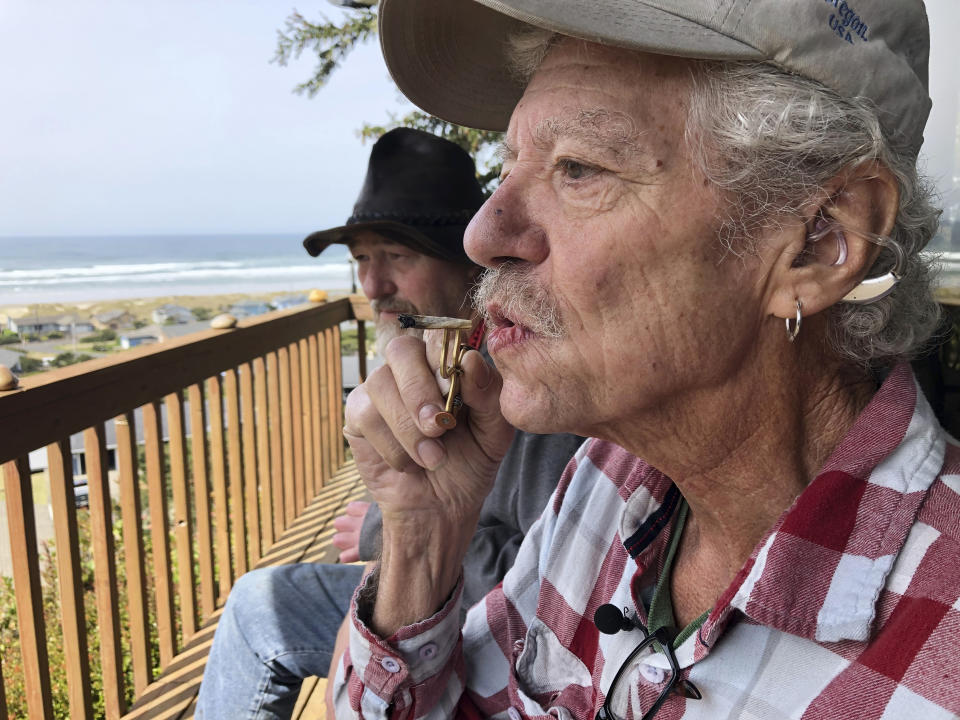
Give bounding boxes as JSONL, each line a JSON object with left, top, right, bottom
{"left": 0, "top": 1, "right": 958, "bottom": 238}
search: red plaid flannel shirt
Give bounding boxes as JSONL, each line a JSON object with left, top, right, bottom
{"left": 337, "top": 363, "right": 960, "bottom": 719}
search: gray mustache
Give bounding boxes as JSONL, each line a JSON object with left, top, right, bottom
{"left": 472, "top": 264, "right": 563, "bottom": 339}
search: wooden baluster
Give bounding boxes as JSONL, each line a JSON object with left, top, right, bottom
{"left": 307, "top": 333, "right": 323, "bottom": 494}
{"left": 143, "top": 401, "right": 177, "bottom": 665}
{"left": 115, "top": 412, "right": 152, "bottom": 693}
{"left": 325, "top": 328, "right": 340, "bottom": 473}
{"left": 239, "top": 363, "right": 261, "bottom": 565}
{"left": 357, "top": 319, "right": 367, "bottom": 383}
{"left": 224, "top": 369, "right": 247, "bottom": 577}
{"left": 47, "top": 438, "right": 94, "bottom": 718}
{"left": 207, "top": 375, "right": 232, "bottom": 600}
{"left": 317, "top": 331, "right": 332, "bottom": 481}
{"left": 333, "top": 324, "right": 345, "bottom": 466}
{"left": 165, "top": 390, "right": 197, "bottom": 641}
{"left": 298, "top": 337, "right": 315, "bottom": 501}
{"left": 253, "top": 357, "right": 274, "bottom": 549}
{"left": 188, "top": 383, "right": 216, "bottom": 621}
{"left": 2, "top": 457, "right": 54, "bottom": 718}
{"left": 84, "top": 424, "right": 124, "bottom": 719}
{"left": 278, "top": 346, "right": 296, "bottom": 527}
{"left": 290, "top": 342, "right": 305, "bottom": 515}
{"left": 266, "top": 351, "right": 284, "bottom": 536}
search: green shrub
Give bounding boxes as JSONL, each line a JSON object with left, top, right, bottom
{"left": 45, "top": 331, "right": 65, "bottom": 340}
{"left": 190, "top": 307, "right": 213, "bottom": 321}
{"left": 19, "top": 356, "right": 43, "bottom": 372}
{"left": 340, "top": 324, "right": 376, "bottom": 355}
{"left": 0, "top": 330, "right": 20, "bottom": 345}
{"left": 80, "top": 329, "right": 117, "bottom": 343}
{"left": 51, "top": 352, "right": 93, "bottom": 368}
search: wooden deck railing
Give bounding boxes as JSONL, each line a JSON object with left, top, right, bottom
{"left": 0, "top": 297, "right": 371, "bottom": 719}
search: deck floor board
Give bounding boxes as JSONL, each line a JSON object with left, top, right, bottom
{"left": 121, "top": 460, "right": 367, "bottom": 720}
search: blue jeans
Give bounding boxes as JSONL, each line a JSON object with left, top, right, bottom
{"left": 195, "top": 563, "right": 365, "bottom": 720}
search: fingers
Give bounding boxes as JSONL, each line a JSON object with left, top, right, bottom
{"left": 346, "top": 500, "right": 370, "bottom": 517}
{"left": 343, "top": 337, "right": 511, "bottom": 473}
{"left": 384, "top": 335, "right": 449, "bottom": 435}
{"left": 344, "top": 336, "right": 453, "bottom": 471}
{"left": 338, "top": 547, "right": 360, "bottom": 564}
{"left": 331, "top": 501, "right": 368, "bottom": 561}
{"left": 344, "top": 387, "right": 418, "bottom": 472}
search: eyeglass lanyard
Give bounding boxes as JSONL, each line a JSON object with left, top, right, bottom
{"left": 596, "top": 498, "right": 703, "bottom": 720}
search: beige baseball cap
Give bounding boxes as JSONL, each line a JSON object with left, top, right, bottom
{"left": 378, "top": 0, "right": 931, "bottom": 155}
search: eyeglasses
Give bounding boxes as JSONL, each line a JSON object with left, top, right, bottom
{"left": 595, "top": 607, "right": 702, "bottom": 720}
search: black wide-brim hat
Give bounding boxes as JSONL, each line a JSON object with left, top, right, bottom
{"left": 303, "top": 128, "right": 486, "bottom": 265}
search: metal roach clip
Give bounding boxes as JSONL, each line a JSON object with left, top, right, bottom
{"left": 398, "top": 314, "right": 473, "bottom": 429}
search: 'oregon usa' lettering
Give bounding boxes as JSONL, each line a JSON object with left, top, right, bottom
{"left": 823, "top": 0, "right": 870, "bottom": 44}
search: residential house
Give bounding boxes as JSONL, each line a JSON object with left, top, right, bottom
{"left": 93, "top": 309, "right": 136, "bottom": 329}
{"left": 120, "top": 330, "right": 161, "bottom": 349}
{"left": 7, "top": 315, "right": 61, "bottom": 335}
{"left": 57, "top": 314, "right": 96, "bottom": 334}
{"left": 151, "top": 304, "right": 193, "bottom": 325}
{"left": 228, "top": 300, "right": 272, "bottom": 318}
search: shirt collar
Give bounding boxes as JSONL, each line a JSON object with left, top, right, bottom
{"left": 618, "top": 364, "right": 946, "bottom": 668}
{"left": 712, "top": 363, "right": 945, "bottom": 645}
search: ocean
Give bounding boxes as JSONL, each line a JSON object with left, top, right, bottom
{"left": 0, "top": 234, "right": 355, "bottom": 306}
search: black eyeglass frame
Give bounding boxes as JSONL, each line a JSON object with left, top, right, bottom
{"left": 595, "top": 625, "right": 701, "bottom": 720}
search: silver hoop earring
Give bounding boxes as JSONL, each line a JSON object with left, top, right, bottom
{"left": 785, "top": 300, "right": 802, "bottom": 343}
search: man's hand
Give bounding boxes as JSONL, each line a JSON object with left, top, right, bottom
{"left": 331, "top": 501, "right": 370, "bottom": 563}
{"left": 343, "top": 333, "right": 514, "bottom": 635}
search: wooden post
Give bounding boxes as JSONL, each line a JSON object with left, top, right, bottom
{"left": 224, "top": 368, "right": 247, "bottom": 577}
{"left": 47, "top": 438, "right": 94, "bottom": 719}
{"left": 166, "top": 390, "right": 198, "bottom": 641}
{"left": 266, "top": 351, "right": 285, "bottom": 536}
{"left": 84, "top": 424, "right": 125, "bottom": 719}
{"left": 188, "top": 383, "right": 216, "bottom": 620}
{"left": 253, "top": 356, "right": 274, "bottom": 548}
{"left": 207, "top": 375, "right": 233, "bottom": 601}
{"left": 2, "top": 457, "right": 54, "bottom": 719}
{"left": 116, "top": 412, "right": 152, "bottom": 693}
{"left": 143, "top": 401, "right": 177, "bottom": 665}
{"left": 239, "top": 362, "right": 261, "bottom": 565}
{"left": 357, "top": 319, "right": 367, "bottom": 383}
{"left": 290, "top": 342, "right": 305, "bottom": 515}
{"left": 278, "top": 346, "right": 295, "bottom": 528}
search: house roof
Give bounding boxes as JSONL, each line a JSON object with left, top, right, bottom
{"left": 0, "top": 348, "right": 22, "bottom": 370}
{"left": 95, "top": 309, "right": 133, "bottom": 322}
{"left": 13, "top": 315, "right": 62, "bottom": 326}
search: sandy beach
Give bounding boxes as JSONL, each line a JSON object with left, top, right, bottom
{"left": 0, "top": 288, "right": 343, "bottom": 327}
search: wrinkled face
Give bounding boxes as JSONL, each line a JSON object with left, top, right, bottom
{"left": 348, "top": 230, "right": 475, "bottom": 347}
{"left": 466, "top": 41, "right": 766, "bottom": 437}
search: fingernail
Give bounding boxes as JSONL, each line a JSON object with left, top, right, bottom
{"left": 419, "top": 404, "right": 441, "bottom": 428}
{"left": 417, "top": 438, "right": 445, "bottom": 470}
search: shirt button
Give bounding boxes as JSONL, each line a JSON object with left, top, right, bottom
{"left": 380, "top": 656, "right": 401, "bottom": 673}
{"left": 418, "top": 642, "right": 438, "bottom": 660}
{"left": 507, "top": 707, "right": 523, "bottom": 720}
{"left": 639, "top": 663, "right": 666, "bottom": 684}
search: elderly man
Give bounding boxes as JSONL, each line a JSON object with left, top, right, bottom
{"left": 194, "top": 128, "right": 583, "bottom": 720}
{"left": 335, "top": 1, "right": 958, "bottom": 719}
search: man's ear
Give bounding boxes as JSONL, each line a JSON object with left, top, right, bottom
{"left": 765, "top": 160, "right": 900, "bottom": 321}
